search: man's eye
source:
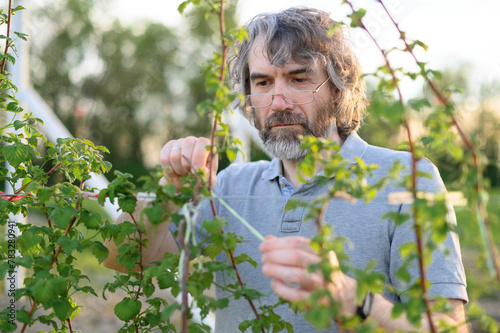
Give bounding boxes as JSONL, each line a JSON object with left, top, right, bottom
{"left": 293, "top": 78, "right": 310, "bottom": 85}
{"left": 255, "top": 80, "right": 269, "bottom": 86}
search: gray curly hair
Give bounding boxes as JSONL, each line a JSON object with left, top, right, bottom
{"left": 230, "top": 7, "right": 367, "bottom": 140}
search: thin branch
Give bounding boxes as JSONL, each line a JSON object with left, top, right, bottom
{"left": 178, "top": 217, "right": 190, "bottom": 333}
{"left": 66, "top": 318, "right": 74, "bottom": 333}
{"left": 343, "top": 1, "right": 436, "bottom": 331}
{"left": 204, "top": 1, "right": 264, "bottom": 331}
{"left": 128, "top": 212, "right": 144, "bottom": 301}
{"left": 378, "top": 0, "right": 500, "bottom": 283}
{"left": 0, "top": 0, "right": 12, "bottom": 79}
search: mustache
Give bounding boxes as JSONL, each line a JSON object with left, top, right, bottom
{"left": 264, "top": 111, "right": 307, "bottom": 129}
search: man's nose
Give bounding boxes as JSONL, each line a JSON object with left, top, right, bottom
{"left": 270, "top": 91, "right": 293, "bottom": 111}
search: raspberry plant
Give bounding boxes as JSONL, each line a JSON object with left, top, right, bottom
{"left": 0, "top": 1, "right": 499, "bottom": 332}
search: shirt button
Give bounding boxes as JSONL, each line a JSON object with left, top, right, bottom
{"left": 279, "top": 181, "right": 286, "bottom": 187}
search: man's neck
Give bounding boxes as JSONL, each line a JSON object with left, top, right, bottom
{"left": 281, "top": 133, "right": 345, "bottom": 189}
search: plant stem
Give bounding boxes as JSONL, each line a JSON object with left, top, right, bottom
{"left": 67, "top": 318, "right": 74, "bottom": 333}
{"left": 204, "top": 1, "right": 264, "bottom": 331}
{"left": 343, "top": 1, "right": 436, "bottom": 331}
{"left": 377, "top": 0, "right": 500, "bottom": 283}
{"left": 0, "top": 0, "right": 12, "bottom": 80}
{"left": 178, "top": 218, "right": 190, "bottom": 333}
{"left": 129, "top": 213, "right": 144, "bottom": 301}
{"left": 20, "top": 180, "right": 86, "bottom": 333}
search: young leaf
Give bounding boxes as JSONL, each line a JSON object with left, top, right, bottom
{"left": 91, "top": 241, "right": 109, "bottom": 264}
{"left": 114, "top": 297, "right": 142, "bottom": 322}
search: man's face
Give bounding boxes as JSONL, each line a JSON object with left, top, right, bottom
{"left": 247, "top": 41, "right": 337, "bottom": 161}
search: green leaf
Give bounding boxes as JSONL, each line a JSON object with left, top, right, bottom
{"left": 16, "top": 255, "right": 33, "bottom": 268}
{"left": 81, "top": 210, "right": 101, "bottom": 230}
{"left": 349, "top": 8, "right": 367, "bottom": 28}
{"left": 2, "top": 143, "right": 33, "bottom": 167}
{"left": 399, "top": 242, "right": 416, "bottom": 259}
{"left": 0, "top": 261, "right": 10, "bottom": 279}
{"left": 69, "top": 298, "right": 81, "bottom": 319}
{"left": 226, "top": 146, "right": 237, "bottom": 162}
{"left": 118, "top": 194, "right": 137, "bottom": 214}
{"left": 53, "top": 298, "right": 72, "bottom": 320}
{"left": 114, "top": 297, "right": 142, "bottom": 322}
{"left": 97, "top": 188, "right": 108, "bottom": 206}
{"left": 13, "top": 120, "right": 25, "bottom": 130}
{"left": 6, "top": 101, "right": 21, "bottom": 112}
{"left": 37, "top": 187, "right": 52, "bottom": 204}
{"left": 395, "top": 266, "right": 412, "bottom": 283}
{"left": 57, "top": 236, "right": 83, "bottom": 255}
{"left": 178, "top": 1, "right": 190, "bottom": 14}
{"left": 234, "top": 253, "right": 258, "bottom": 268}
{"left": 16, "top": 308, "right": 30, "bottom": 324}
{"left": 33, "top": 280, "right": 56, "bottom": 304}
{"left": 202, "top": 218, "right": 225, "bottom": 234}
{"left": 238, "top": 319, "right": 253, "bottom": 332}
{"left": 14, "top": 31, "right": 28, "bottom": 41}
{"left": 161, "top": 303, "right": 181, "bottom": 321}
{"left": 91, "top": 241, "right": 109, "bottom": 264}
{"left": 157, "top": 272, "right": 176, "bottom": 289}
{"left": 145, "top": 203, "right": 165, "bottom": 225}
{"left": 143, "top": 281, "right": 155, "bottom": 298}
{"left": 51, "top": 205, "right": 78, "bottom": 229}
{"left": 392, "top": 301, "right": 406, "bottom": 319}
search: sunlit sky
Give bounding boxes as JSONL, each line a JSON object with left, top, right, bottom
{"left": 109, "top": 0, "right": 500, "bottom": 98}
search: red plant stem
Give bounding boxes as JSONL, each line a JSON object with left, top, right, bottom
{"left": 14, "top": 162, "right": 62, "bottom": 195}
{"left": 204, "top": 2, "right": 264, "bottom": 331}
{"left": 128, "top": 213, "right": 144, "bottom": 301}
{"left": 66, "top": 318, "right": 74, "bottom": 333}
{"left": 0, "top": 0, "right": 12, "bottom": 79}
{"left": 47, "top": 161, "right": 63, "bottom": 176}
{"left": 315, "top": 200, "right": 329, "bottom": 232}
{"left": 343, "top": 1, "right": 436, "bottom": 331}
{"left": 378, "top": 0, "right": 500, "bottom": 283}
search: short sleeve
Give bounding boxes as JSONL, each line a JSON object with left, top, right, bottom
{"left": 389, "top": 158, "right": 468, "bottom": 303}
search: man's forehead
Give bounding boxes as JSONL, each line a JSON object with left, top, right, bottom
{"left": 248, "top": 40, "right": 317, "bottom": 75}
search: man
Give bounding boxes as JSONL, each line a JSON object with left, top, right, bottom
{"left": 105, "top": 7, "right": 468, "bottom": 332}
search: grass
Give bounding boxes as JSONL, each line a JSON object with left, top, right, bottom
{"left": 453, "top": 187, "right": 500, "bottom": 325}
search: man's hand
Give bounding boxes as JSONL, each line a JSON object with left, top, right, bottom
{"left": 259, "top": 235, "right": 357, "bottom": 315}
{"left": 160, "top": 136, "right": 217, "bottom": 191}
{"left": 260, "top": 235, "right": 468, "bottom": 331}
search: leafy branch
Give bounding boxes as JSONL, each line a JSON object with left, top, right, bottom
{"left": 376, "top": 0, "right": 500, "bottom": 283}
{"left": 344, "top": 0, "right": 437, "bottom": 330}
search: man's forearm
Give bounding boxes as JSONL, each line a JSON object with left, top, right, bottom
{"left": 369, "top": 294, "right": 468, "bottom": 332}
{"left": 103, "top": 198, "right": 179, "bottom": 273}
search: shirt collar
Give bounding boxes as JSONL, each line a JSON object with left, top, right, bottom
{"left": 261, "top": 132, "right": 368, "bottom": 181}
{"left": 338, "top": 132, "right": 368, "bottom": 166}
{"left": 262, "top": 157, "right": 282, "bottom": 181}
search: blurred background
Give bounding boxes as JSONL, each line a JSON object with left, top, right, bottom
{"left": 2, "top": 0, "right": 499, "bottom": 331}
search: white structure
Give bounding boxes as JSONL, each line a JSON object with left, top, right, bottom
{"left": 8, "top": 4, "right": 120, "bottom": 219}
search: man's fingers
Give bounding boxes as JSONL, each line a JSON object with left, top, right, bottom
{"left": 168, "top": 139, "right": 186, "bottom": 176}
{"left": 261, "top": 249, "right": 319, "bottom": 268}
{"left": 159, "top": 137, "right": 217, "bottom": 190}
{"left": 270, "top": 279, "right": 311, "bottom": 302}
{"left": 193, "top": 137, "right": 211, "bottom": 168}
{"left": 179, "top": 137, "right": 197, "bottom": 172}
{"left": 262, "top": 263, "right": 324, "bottom": 289}
{"left": 260, "top": 236, "right": 316, "bottom": 254}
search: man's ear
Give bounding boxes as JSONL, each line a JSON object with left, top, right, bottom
{"left": 333, "top": 88, "right": 342, "bottom": 104}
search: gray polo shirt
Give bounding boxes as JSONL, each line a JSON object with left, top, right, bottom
{"left": 184, "top": 133, "right": 468, "bottom": 332}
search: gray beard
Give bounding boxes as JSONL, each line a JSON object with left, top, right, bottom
{"left": 256, "top": 104, "right": 336, "bottom": 162}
